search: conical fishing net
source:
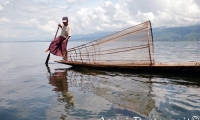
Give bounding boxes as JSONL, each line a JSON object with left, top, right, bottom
{"left": 67, "top": 21, "right": 154, "bottom": 66}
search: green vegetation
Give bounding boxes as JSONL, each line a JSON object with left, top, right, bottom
{"left": 153, "top": 25, "right": 200, "bottom": 41}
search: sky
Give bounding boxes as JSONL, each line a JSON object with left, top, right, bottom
{"left": 1, "top": 0, "right": 200, "bottom": 41}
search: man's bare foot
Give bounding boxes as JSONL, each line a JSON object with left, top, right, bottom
{"left": 62, "top": 57, "right": 68, "bottom": 61}
{"left": 45, "top": 49, "right": 49, "bottom": 52}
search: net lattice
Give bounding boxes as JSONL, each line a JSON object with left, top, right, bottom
{"left": 67, "top": 21, "right": 154, "bottom": 66}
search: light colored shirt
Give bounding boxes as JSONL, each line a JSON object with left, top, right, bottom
{"left": 60, "top": 24, "right": 71, "bottom": 38}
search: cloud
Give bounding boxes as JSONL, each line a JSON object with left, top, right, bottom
{"left": 0, "top": 0, "right": 65, "bottom": 41}
{"left": 194, "top": 0, "right": 200, "bottom": 7}
{"left": 0, "top": 5, "right": 3, "bottom": 10}
{"left": 121, "top": 0, "right": 200, "bottom": 27}
{"left": 2, "top": 1, "right": 10, "bottom": 5}
{"left": 1, "top": 0, "right": 200, "bottom": 41}
{"left": 65, "top": 0, "right": 84, "bottom": 3}
{"left": 0, "top": 17, "right": 10, "bottom": 24}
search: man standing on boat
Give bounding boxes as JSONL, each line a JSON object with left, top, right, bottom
{"left": 45, "top": 16, "right": 71, "bottom": 61}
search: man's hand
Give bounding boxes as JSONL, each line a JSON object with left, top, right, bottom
{"left": 63, "top": 37, "right": 69, "bottom": 44}
{"left": 58, "top": 24, "right": 62, "bottom": 28}
{"left": 62, "top": 39, "right": 67, "bottom": 44}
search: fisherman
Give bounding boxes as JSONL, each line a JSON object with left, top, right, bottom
{"left": 45, "top": 16, "right": 71, "bottom": 61}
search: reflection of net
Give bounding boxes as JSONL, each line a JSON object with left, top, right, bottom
{"left": 67, "top": 21, "right": 154, "bottom": 65}
{"left": 66, "top": 69, "right": 155, "bottom": 117}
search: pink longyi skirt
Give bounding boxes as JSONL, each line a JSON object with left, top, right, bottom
{"left": 49, "top": 36, "right": 67, "bottom": 57}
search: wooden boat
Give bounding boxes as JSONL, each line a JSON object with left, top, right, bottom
{"left": 55, "top": 21, "right": 200, "bottom": 74}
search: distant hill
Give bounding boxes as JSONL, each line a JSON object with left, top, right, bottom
{"left": 153, "top": 25, "right": 200, "bottom": 41}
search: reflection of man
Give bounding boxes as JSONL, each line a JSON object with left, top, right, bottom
{"left": 48, "top": 69, "right": 74, "bottom": 109}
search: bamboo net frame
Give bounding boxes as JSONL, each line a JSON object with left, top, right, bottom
{"left": 67, "top": 21, "right": 154, "bottom": 66}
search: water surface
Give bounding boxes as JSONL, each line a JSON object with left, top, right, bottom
{"left": 0, "top": 41, "right": 199, "bottom": 120}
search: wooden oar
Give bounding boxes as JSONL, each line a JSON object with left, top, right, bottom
{"left": 45, "top": 26, "right": 59, "bottom": 64}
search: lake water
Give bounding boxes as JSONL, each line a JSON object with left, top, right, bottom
{"left": 0, "top": 41, "right": 200, "bottom": 120}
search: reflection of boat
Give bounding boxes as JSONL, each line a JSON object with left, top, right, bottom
{"left": 46, "top": 65, "right": 200, "bottom": 119}
{"left": 56, "top": 69, "right": 155, "bottom": 117}
{"left": 55, "top": 21, "right": 200, "bottom": 73}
